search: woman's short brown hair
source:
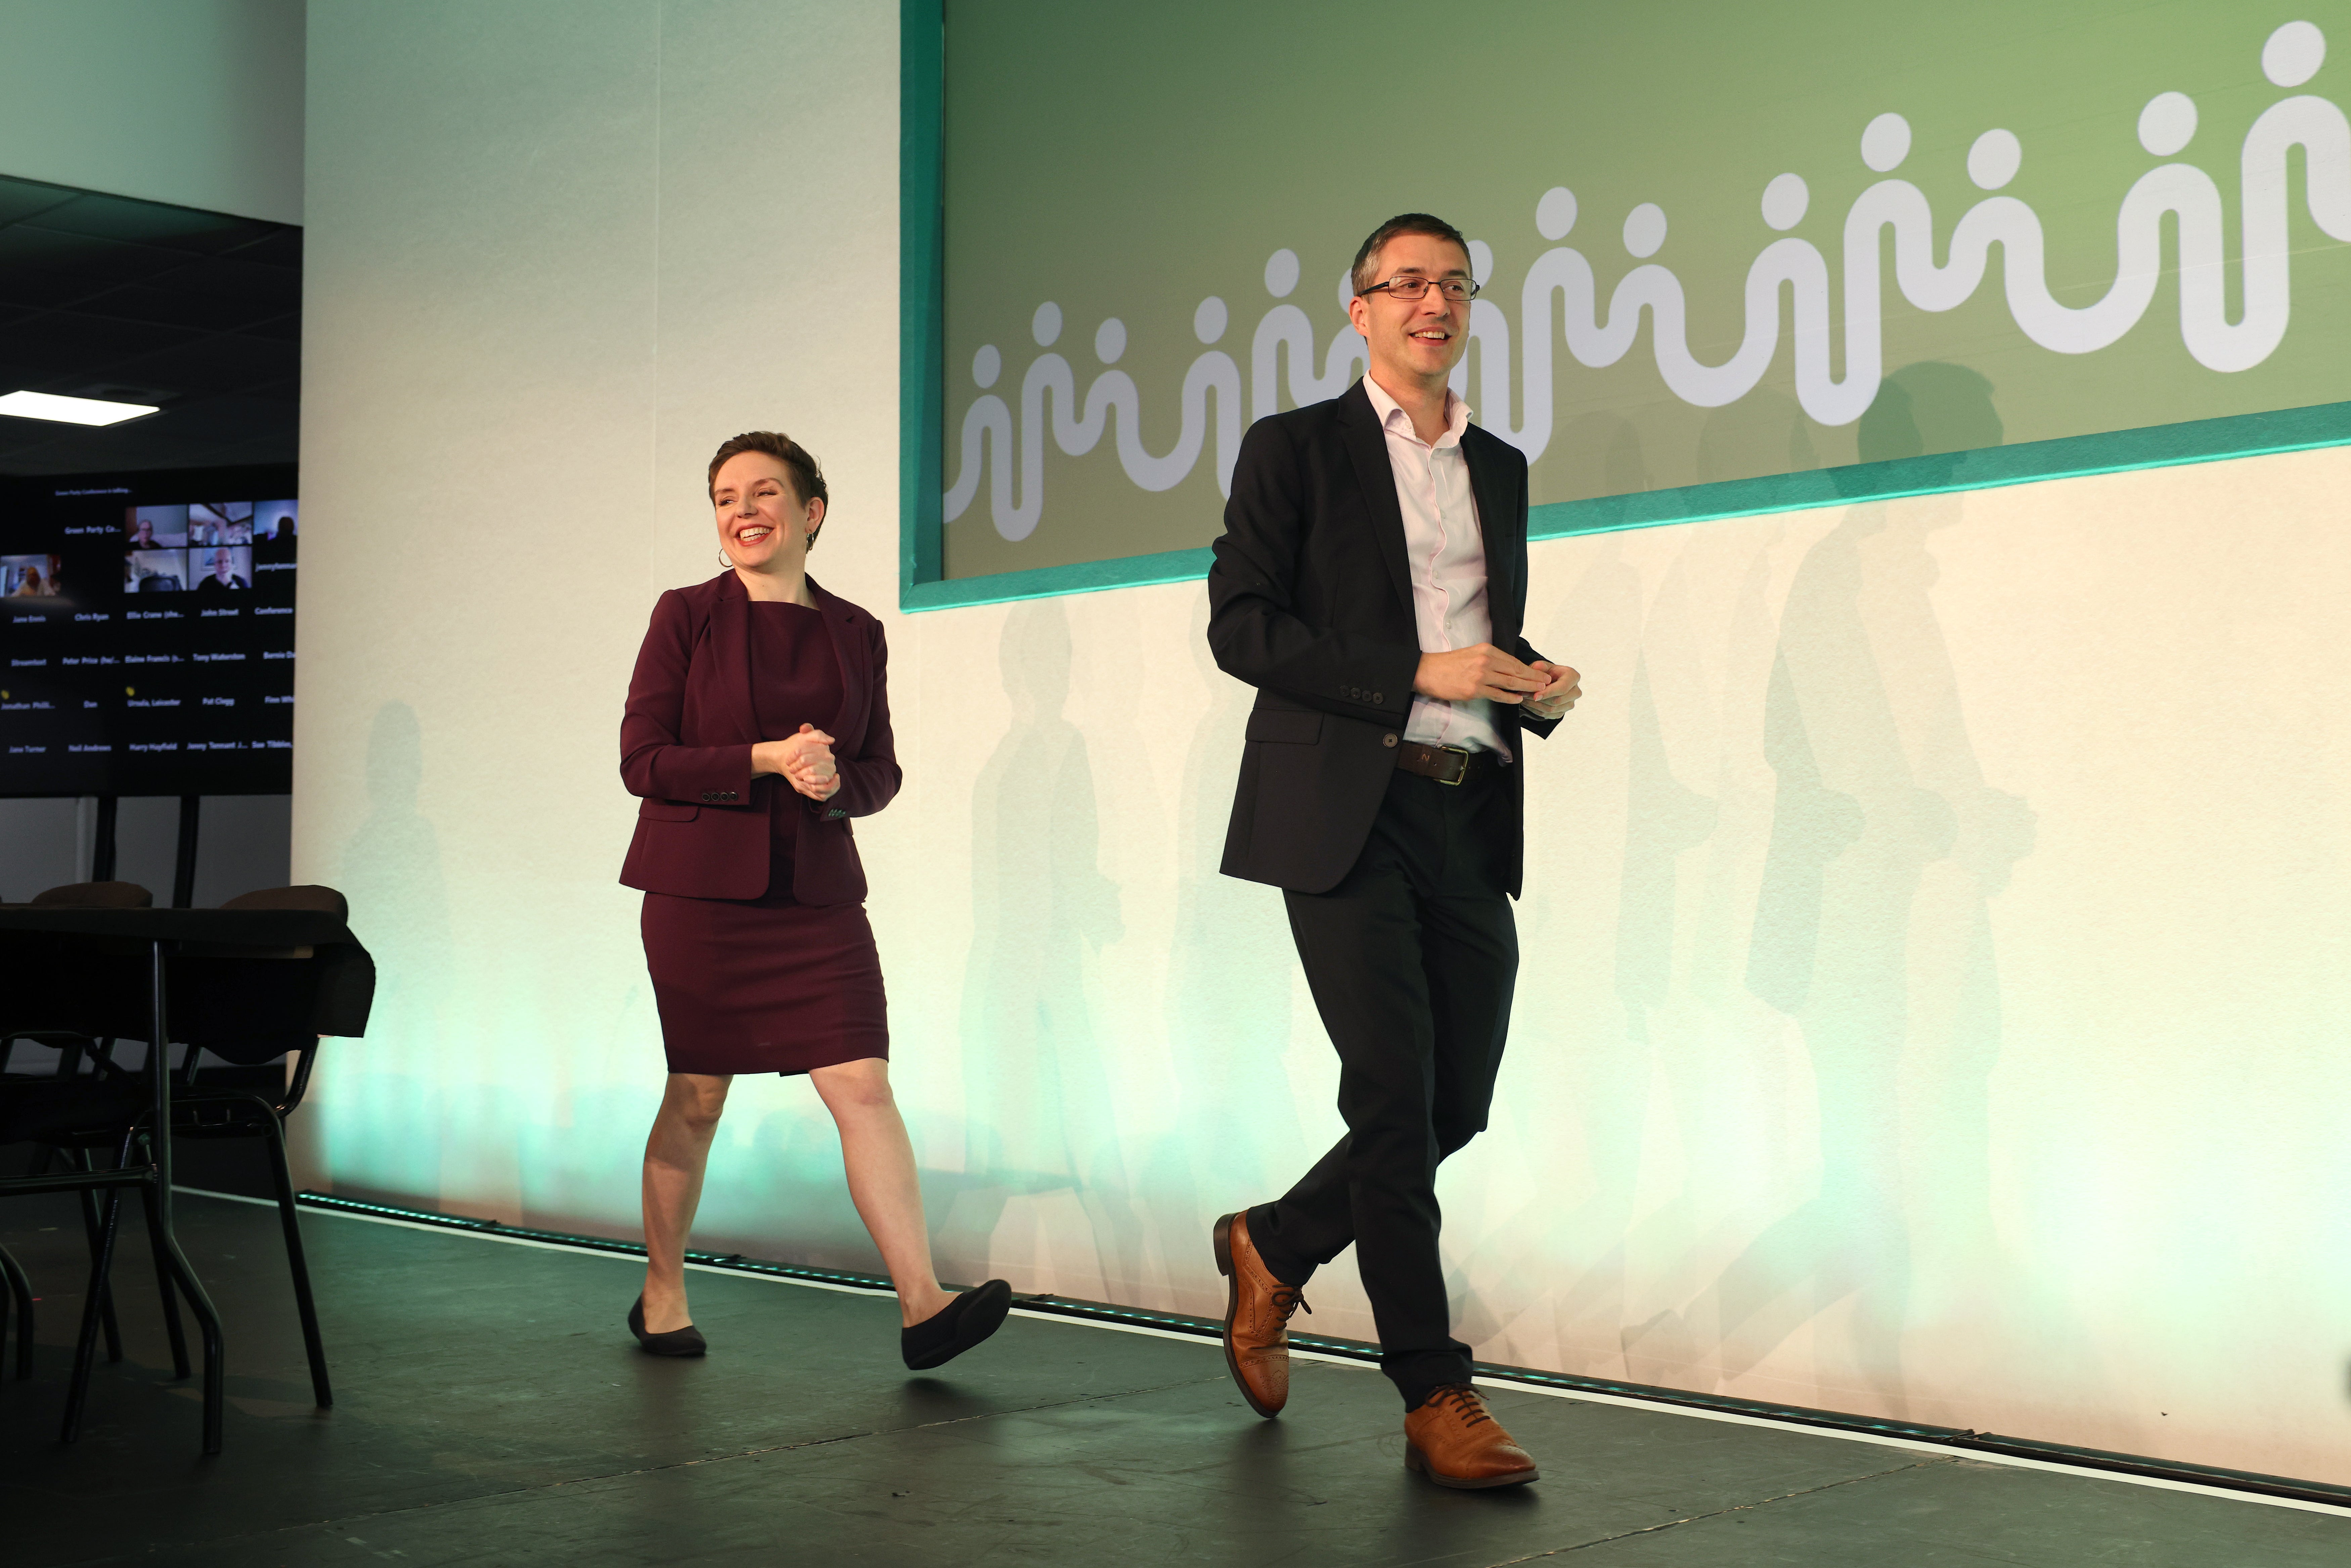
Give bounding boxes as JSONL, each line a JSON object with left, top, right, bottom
{"left": 707, "top": 431, "right": 828, "bottom": 512}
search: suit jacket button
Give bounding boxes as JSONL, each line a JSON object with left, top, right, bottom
{"left": 1373, "top": 692, "right": 1383, "bottom": 704}
{"left": 1382, "top": 733, "right": 1398, "bottom": 748}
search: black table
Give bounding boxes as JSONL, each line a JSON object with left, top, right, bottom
{"left": 0, "top": 904, "right": 371, "bottom": 1454}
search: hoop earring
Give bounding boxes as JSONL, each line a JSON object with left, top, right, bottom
{"left": 718, "top": 551, "right": 733, "bottom": 568}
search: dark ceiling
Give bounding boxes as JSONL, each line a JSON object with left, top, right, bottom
{"left": 0, "top": 174, "right": 298, "bottom": 476}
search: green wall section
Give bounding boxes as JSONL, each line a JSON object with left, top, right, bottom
{"left": 911, "top": 0, "right": 2351, "bottom": 606}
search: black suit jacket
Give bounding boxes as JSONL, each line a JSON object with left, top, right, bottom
{"left": 1207, "top": 379, "right": 1557, "bottom": 896}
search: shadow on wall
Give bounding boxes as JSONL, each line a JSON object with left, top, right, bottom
{"left": 1617, "top": 503, "right": 1792, "bottom": 1366}
{"left": 1853, "top": 362, "right": 2005, "bottom": 471}
{"left": 1695, "top": 388, "right": 1818, "bottom": 486}
{"left": 1629, "top": 364, "right": 2042, "bottom": 1415}
{"left": 936, "top": 599, "right": 1141, "bottom": 1298}
{"left": 1453, "top": 529, "right": 1652, "bottom": 1357}
{"left": 320, "top": 701, "right": 454, "bottom": 1204}
{"left": 1142, "top": 589, "right": 1312, "bottom": 1313}
{"left": 1541, "top": 412, "right": 1650, "bottom": 505}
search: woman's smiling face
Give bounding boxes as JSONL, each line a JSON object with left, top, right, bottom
{"left": 711, "top": 450, "right": 816, "bottom": 571}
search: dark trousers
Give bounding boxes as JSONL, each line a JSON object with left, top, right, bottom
{"left": 1247, "top": 765, "right": 1518, "bottom": 1408}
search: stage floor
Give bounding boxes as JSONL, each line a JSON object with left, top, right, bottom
{"left": 0, "top": 1189, "right": 2342, "bottom": 1566}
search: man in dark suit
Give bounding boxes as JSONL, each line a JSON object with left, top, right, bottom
{"left": 1206, "top": 213, "right": 1580, "bottom": 1489}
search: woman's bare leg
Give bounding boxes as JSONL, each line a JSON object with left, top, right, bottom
{"left": 640, "top": 1072, "right": 731, "bottom": 1333}
{"left": 810, "top": 1058, "right": 952, "bottom": 1326}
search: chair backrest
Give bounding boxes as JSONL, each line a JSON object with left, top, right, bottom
{"left": 193, "top": 885, "right": 354, "bottom": 1113}
{"left": 31, "top": 881, "right": 153, "bottom": 909}
{"left": 219, "top": 885, "right": 348, "bottom": 923}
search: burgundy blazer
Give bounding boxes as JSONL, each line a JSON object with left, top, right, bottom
{"left": 618, "top": 572, "right": 900, "bottom": 905}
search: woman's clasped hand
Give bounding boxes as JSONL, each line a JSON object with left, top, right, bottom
{"left": 756, "top": 722, "right": 840, "bottom": 800}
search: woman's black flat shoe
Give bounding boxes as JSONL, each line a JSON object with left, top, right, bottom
{"left": 902, "top": 1279, "right": 1013, "bottom": 1370}
{"left": 628, "top": 1295, "right": 708, "bottom": 1357}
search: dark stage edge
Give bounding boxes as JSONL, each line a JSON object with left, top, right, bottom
{"left": 0, "top": 1193, "right": 2337, "bottom": 1568}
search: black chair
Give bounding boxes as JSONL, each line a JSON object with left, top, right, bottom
{"left": 27, "top": 881, "right": 154, "bottom": 911}
{"left": 2, "top": 882, "right": 162, "bottom": 1377}
{"left": 0, "top": 1234, "right": 30, "bottom": 1381}
{"left": 130, "top": 885, "right": 360, "bottom": 1408}
{"left": 0, "top": 885, "right": 372, "bottom": 1448}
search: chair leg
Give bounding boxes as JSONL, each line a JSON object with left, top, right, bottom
{"left": 61, "top": 1185, "right": 128, "bottom": 1442}
{"left": 150, "top": 1217, "right": 224, "bottom": 1455}
{"left": 0, "top": 1243, "right": 30, "bottom": 1378}
{"left": 262, "top": 1117, "right": 332, "bottom": 1407}
{"left": 70, "top": 1151, "right": 124, "bottom": 1365}
{"left": 137, "top": 1151, "right": 193, "bottom": 1381}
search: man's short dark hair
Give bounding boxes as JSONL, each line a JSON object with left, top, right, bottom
{"left": 1350, "top": 213, "right": 1471, "bottom": 296}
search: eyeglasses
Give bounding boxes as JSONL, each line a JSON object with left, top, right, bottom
{"left": 1359, "top": 275, "right": 1479, "bottom": 303}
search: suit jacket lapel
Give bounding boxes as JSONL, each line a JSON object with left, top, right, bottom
{"left": 1463, "top": 434, "right": 1519, "bottom": 646}
{"left": 807, "top": 576, "right": 861, "bottom": 743}
{"left": 1337, "top": 380, "right": 1415, "bottom": 620}
{"left": 705, "top": 573, "right": 762, "bottom": 745}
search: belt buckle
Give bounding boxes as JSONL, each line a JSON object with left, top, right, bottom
{"left": 1435, "top": 745, "right": 1471, "bottom": 786}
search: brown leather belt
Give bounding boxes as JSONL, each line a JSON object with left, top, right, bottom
{"left": 1393, "top": 740, "right": 1499, "bottom": 786}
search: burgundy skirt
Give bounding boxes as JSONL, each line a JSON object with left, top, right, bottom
{"left": 641, "top": 892, "right": 889, "bottom": 1076}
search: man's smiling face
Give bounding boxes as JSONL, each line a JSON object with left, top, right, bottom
{"left": 1347, "top": 230, "right": 1473, "bottom": 393}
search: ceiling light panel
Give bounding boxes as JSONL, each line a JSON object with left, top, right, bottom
{"left": 0, "top": 389, "right": 159, "bottom": 425}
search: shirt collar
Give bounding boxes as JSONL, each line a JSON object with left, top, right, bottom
{"left": 1364, "top": 375, "right": 1471, "bottom": 449}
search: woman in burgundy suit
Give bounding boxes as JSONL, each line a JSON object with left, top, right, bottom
{"left": 618, "top": 430, "right": 1010, "bottom": 1368}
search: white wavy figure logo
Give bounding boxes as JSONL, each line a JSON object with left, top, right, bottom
{"left": 947, "top": 21, "right": 2351, "bottom": 541}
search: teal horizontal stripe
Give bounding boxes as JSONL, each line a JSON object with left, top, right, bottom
{"left": 1531, "top": 397, "right": 2351, "bottom": 540}
{"left": 901, "top": 545, "right": 1215, "bottom": 612}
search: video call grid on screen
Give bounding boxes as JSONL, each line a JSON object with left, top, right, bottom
{"left": 2, "top": 465, "right": 299, "bottom": 796}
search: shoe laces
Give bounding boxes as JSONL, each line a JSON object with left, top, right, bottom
{"left": 1270, "top": 1286, "right": 1312, "bottom": 1325}
{"left": 1423, "top": 1382, "right": 1491, "bottom": 1427}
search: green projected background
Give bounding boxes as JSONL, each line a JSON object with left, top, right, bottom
{"left": 940, "top": 2, "right": 2351, "bottom": 581}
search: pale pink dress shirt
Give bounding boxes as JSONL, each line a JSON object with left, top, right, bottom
{"left": 1363, "top": 375, "right": 1509, "bottom": 758}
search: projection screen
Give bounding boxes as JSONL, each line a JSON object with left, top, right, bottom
{"left": 910, "top": 1, "right": 2351, "bottom": 606}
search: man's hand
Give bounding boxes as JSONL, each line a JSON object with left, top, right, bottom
{"left": 1523, "top": 662, "right": 1582, "bottom": 721}
{"left": 1414, "top": 644, "right": 1545, "bottom": 703}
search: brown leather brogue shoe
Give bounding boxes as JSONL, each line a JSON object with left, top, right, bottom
{"left": 1403, "top": 1383, "right": 1539, "bottom": 1488}
{"left": 1213, "top": 1210, "right": 1310, "bottom": 1418}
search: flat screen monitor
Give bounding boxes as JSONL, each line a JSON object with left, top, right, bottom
{"left": 2, "top": 464, "right": 297, "bottom": 796}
